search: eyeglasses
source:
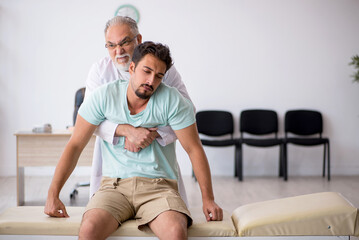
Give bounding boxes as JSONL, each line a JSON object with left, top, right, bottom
{"left": 105, "top": 35, "right": 138, "bottom": 49}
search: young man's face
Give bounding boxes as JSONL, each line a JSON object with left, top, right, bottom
{"left": 105, "top": 24, "right": 142, "bottom": 71}
{"left": 129, "top": 54, "right": 166, "bottom": 100}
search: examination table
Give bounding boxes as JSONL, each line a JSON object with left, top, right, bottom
{"left": 0, "top": 192, "right": 358, "bottom": 240}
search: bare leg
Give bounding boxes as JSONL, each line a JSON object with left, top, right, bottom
{"left": 148, "top": 210, "right": 188, "bottom": 240}
{"left": 79, "top": 208, "right": 119, "bottom": 240}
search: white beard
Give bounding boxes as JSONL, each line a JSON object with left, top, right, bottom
{"left": 114, "top": 54, "right": 131, "bottom": 72}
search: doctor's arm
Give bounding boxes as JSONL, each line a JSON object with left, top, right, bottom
{"left": 44, "top": 115, "right": 97, "bottom": 218}
{"left": 174, "top": 123, "right": 223, "bottom": 221}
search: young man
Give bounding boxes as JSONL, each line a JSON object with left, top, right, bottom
{"left": 87, "top": 16, "right": 191, "bottom": 201}
{"left": 45, "top": 42, "right": 222, "bottom": 240}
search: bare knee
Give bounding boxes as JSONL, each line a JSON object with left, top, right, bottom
{"left": 149, "top": 211, "right": 188, "bottom": 240}
{"left": 79, "top": 209, "right": 118, "bottom": 240}
{"left": 79, "top": 217, "right": 100, "bottom": 240}
{"left": 165, "top": 220, "right": 188, "bottom": 240}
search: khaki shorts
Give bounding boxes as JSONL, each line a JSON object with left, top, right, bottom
{"left": 85, "top": 176, "right": 192, "bottom": 228}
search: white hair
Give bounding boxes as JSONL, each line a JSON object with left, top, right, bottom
{"left": 104, "top": 16, "right": 139, "bottom": 36}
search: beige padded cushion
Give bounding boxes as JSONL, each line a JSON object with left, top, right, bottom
{"left": 1, "top": 192, "right": 358, "bottom": 237}
{"left": 0, "top": 207, "right": 237, "bottom": 237}
{"left": 187, "top": 208, "right": 237, "bottom": 237}
{"left": 232, "top": 192, "right": 359, "bottom": 237}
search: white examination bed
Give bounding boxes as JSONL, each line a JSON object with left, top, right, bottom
{"left": 0, "top": 192, "right": 358, "bottom": 239}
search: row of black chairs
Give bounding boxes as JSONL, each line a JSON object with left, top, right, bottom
{"left": 196, "top": 109, "right": 330, "bottom": 181}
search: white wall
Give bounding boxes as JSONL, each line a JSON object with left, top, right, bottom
{"left": 0, "top": 0, "right": 358, "bottom": 177}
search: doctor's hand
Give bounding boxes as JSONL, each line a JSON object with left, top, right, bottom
{"left": 202, "top": 199, "right": 223, "bottom": 222}
{"left": 123, "top": 126, "right": 159, "bottom": 152}
{"left": 124, "top": 138, "right": 141, "bottom": 152}
{"left": 44, "top": 196, "right": 69, "bottom": 218}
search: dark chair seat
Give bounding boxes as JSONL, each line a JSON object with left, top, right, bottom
{"left": 201, "top": 139, "right": 237, "bottom": 147}
{"left": 286, "top": 137, "right": 329, "bottom": 146}
{"left": 241, "top": 138, "right": 283, "bottom": 147}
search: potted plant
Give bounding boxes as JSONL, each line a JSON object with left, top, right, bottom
{"left": 349, "top": 55, "right": 359, "bottom": 83}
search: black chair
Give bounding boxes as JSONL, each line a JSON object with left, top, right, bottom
{"left": 73, "top": 87, "right": 86, "bottom": 125}
{"left": 70, "top": 87, "right": 90, "bottom": 200}
{"left": 283, "top": 110, "right": 330, "bottom": 181}
{"left": 195, "top": 110, "right": 237, "bottom": 178}
{"left": 236, "top": 109, "right": 284, "bottom": 181}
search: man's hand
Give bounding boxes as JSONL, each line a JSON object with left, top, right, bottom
{"left": 44, "top": 196, "right": 69, "bottom": 218}
{"left": 124, "top": 138, "right": 142, "bottom": 152}
{"left": 116, "top": 125, "right": 159, "bottom": 152}
{"left": 203, "top": 199, "right": 223, "bottom": 221}
{"left": 43, "top": 115, "right": 96, "bottom": 219}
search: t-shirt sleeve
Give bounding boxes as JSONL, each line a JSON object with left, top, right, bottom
{"left": 166, "top": 88, "right": 196, "bottom": 130}
{"left": 78, "top": 85, "right": 107, "bottom": 126}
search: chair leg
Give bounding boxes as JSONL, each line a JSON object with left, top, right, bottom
{"left": 323, "top": 143, "right": 326, "bottom": 178}
{"left": 236, "top": 145, "right": 243, "bottom": 181}
{"left": 234, "top": 148, "right": 238, "bottom": 177}
{"left": 327, "top": 140, "right": 330, "bottom": 181}
{"left": 279, "top": 145, "right": 283, "bottom": 177}
{"left": 283, "top": 143, "right": 288, "bottom": 181}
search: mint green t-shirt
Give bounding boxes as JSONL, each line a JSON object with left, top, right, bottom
{"left": 78, "top": 80, "right": 195, "bottom": 180}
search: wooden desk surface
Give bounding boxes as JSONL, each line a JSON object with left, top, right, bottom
{"left": 15, "top": 129, "right": 74, "bottom": 136}
{"left": 15, "top": 130, "right": 95, "bottom": 167}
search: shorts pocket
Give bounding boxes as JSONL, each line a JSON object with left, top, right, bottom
{"left": 157, "top": 178, "right": 178, "bottom": 192}
{"left": 98, "top": 177, "right": 119, "bottom": 191}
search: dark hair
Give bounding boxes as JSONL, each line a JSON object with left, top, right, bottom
{"left": 132, "top": 41, "right": 173, "bottom": 72}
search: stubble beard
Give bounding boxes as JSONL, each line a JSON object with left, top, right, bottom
{"left": 135, "top": 84, "right": 153, "bottom": 99}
